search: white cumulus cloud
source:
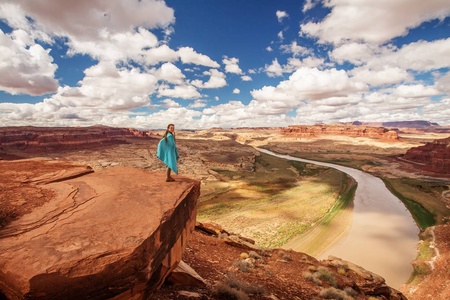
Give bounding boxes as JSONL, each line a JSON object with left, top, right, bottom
{"left": 253, "top": 67, "right": 368, "bottom": 103}
{"left": 191, "top": 69, "right": 227, "bottom": 89}
{"left": 276, "top": 10, "right": 289, "bottom": 23}
{"left": 300, "top": 0, "right": 450, "bottom": 45}
{"left": 223, "top": 57, "right": 243, "bottom": 74}
{"left": 158, "top": 84, "right": 201, "bottom": 100}
{"left": 0, "top": 29, "right": 58, "bottom": 95}
{"left": 178, "top": 47, "right": 220, "bottom": 68}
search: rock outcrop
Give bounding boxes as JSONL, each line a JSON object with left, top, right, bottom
{"left": 403, "top": 225, "right": 450, "bottom": 300}
{"left": 0, "top": 161, "right": 200, "bottom": 299}
{"left": 0, "top": 126, "right": 156, "bottom": 155}
{"left": 282, "top": 124, "right": 399, "bottom": 140}
{"left": 402, "top": 137, "right": 450, "bottom": 174}
{"left": 154, "top": 222, "right": 409, "bottom": 299}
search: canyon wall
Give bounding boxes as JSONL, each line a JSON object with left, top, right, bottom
{"left": 282, "top": 125, "right": 399, "bottom": 140}
{"left": 0, "top": 126, "right": 155, "bottom": 153}
{"left": 402, "top": 137, "right": 450, "bottom": 174}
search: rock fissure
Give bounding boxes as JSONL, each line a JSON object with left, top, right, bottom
{"left": 0, "top": 188, "right": 99, "bottom": 239}
{"left": 0, "top": 164, "right": 200, "bottom": 299}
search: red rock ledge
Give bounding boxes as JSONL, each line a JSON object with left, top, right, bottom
{"left": 0, "top": 163, "right": 200, "bottom": 299}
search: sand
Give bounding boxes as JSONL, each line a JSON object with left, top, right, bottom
{"left": 260, "top": 149, "right": 420, "bottom": 289}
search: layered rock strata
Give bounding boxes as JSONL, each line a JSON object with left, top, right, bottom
{"left": 402, "top": 137, "right": 450, "bottom": 174}
{"left": 0, "top": 163, "right": 200, "bottom": 299}
{"left": 282, "top": 125, "right": 399, "bottom": 140}
{"left": 0, "top": 126, "right": 155, "bottom": 153}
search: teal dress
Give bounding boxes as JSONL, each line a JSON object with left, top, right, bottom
{"left": 157, "top": 133, "right": 179, "bottom": 174}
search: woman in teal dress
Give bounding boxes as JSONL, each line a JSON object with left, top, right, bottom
{"left": 157, "top": 124, "right": 179, "bottom": 182}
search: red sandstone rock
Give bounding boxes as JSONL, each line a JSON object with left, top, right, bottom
{"left": 166, "top": 260, "right": 206, "bottom": 287}
{"left": 0, "top": 165, "right": 200, "bottom": 299}
{"left": 403, "top": 225, "right": 450, "bottom": 300}
{"left": 402, "top": 137, "right": 450, "bottom": 174}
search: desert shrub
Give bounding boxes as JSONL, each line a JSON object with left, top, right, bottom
{"left": 233, "top": 259, "right": 254, "bottom": 272}
{"left": 282, "top": 253, "right": 292, "bottom": 261}
{"left": 249, "top": 251, "right": 262, "bottom": 260}
{"left": 213, "top": 282, "right": 249, "bottom": 300}
{"left": 344, "top": 287, "right": 358, "bottom": 297}
{"left": 320, "top": 287, "right": 352, "bottom": 300}
{"left": 314, "top": 267, "right": 337, "bottom": 287}
{"left": 227, "top": 273, "right": 267, "bottom": 295}
{"left": 277, "top": 250, "right": 292, "bottom": 261}
{"left": 248, "top": 251, "right": 266, "bottom": 264}
{"left": 302, "top": 271, "right": 322, "bottom": 285}
{"left": 258, "top": 249, "right": 268, "bottom": 256}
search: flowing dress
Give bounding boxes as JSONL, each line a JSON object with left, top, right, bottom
{"left": 157, "top": 133, "right": 179, "bottom": 174}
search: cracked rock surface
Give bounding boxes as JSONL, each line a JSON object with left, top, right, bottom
{"left": 0, "top": 160, "right": 200, "bottom": 299}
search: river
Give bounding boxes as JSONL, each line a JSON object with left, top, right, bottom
{"left": 258, "top": 148, "right": 419, "bottom": 289}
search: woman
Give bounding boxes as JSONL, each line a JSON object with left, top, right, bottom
{"left": 157, "top": 124, "right": 179, "bottom": 182}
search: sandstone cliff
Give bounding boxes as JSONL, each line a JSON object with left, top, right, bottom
{"left": 282, "top": 125, "right": 399, "bottom": 140}
{"left": 0, "top": 159, "right": 200, "bottom": 299}
{"left": 0, "top": 126, "right": 155, "bottom": 155}
{"left": 402, "top": 137, "right": 450, "bottom": 174}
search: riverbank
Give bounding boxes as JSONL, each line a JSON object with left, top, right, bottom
{"left": 282, "top": 176, "right": 356, "bottom": 257}
{"left": 197, "top": 151, "right": 352, "bottom": 248}
{"left": 259, "top": 148, "right": 419, "bottom": 289}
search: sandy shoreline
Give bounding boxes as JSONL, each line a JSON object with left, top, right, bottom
{"left": 260, "top": 149, "right": 419, "bottom": 289}
{"left": 282, "top": 202, "right": 354, "bottom": 258}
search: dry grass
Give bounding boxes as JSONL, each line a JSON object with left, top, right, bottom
{"left": 197, "top": 153, "right": 349, "bottom": 247}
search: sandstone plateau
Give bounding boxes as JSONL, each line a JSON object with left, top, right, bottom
{"left": 0, "top": 126, "right": 156, "bottom": 158}
{"left": 0, "top": 159, "right": 200, "bottom": 299}
{"left": 282, "top": 125, "right": 399, "bottom": 140}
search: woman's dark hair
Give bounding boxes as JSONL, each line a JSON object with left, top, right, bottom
{"left": 163, "top": 124, "right": 175, "bottom": 144}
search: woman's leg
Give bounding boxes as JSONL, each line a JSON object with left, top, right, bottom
{"left": 166, "top": 167, "right": 171, "bottom": 178}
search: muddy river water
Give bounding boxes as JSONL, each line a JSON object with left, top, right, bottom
{"left": 258, "top": 148, "right": 419, "bottom": 289}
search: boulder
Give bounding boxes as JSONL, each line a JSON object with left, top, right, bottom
{"left": 166, "top": 260, "right": 206, "bottom": 287}
{"left": 325, "top": 256, "right": 407, "bottom": 300}
{"left": 0, "top": 165, "right": 200, "bottom": 299}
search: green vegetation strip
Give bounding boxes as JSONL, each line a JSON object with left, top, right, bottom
{"left": 265, "top": 147, "right": 447, "bottom": 231}
{"left": 382, "top": 178, "right": 436, "bottom": 230}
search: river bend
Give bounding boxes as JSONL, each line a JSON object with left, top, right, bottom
{"left": 258, "top": 148, "right": 419, "bottom": 289}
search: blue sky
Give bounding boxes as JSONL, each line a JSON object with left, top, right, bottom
{"left": 0, "top": 0, "right": 449, "bottom": 128}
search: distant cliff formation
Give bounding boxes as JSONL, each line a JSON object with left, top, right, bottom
{"left": 0, "top": 126, "right": 156, "bottom": 153}
{"left": 282, "top": 124, "right": 399, "bottom": 140}
{"left": 348, "top": 120, "right": 439, "bottom": 128}
{"left": 347, "top": 120, "right": 450, "bottom": 133}
{"left": 402, "top": 137, "right": 450, "bottom": 174}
